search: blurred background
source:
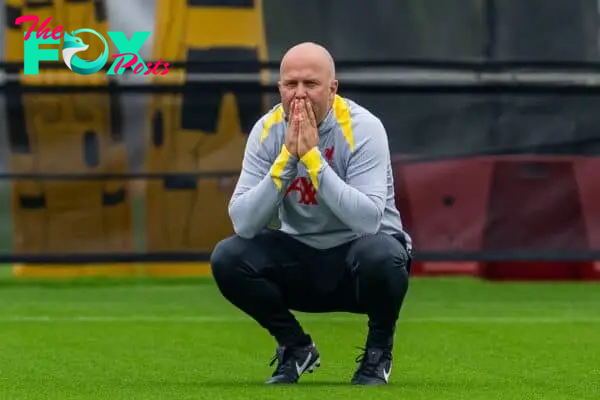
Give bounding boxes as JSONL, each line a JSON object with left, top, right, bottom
{"left": 2, "top": 4, "right": 599, "bottom": 397}
{"left": 0, "top": 0, "right": 599, "bottom": 281}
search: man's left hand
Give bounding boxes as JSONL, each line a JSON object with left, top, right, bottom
{"left": 297, "top": 99, "right": 319, "bottom": 158}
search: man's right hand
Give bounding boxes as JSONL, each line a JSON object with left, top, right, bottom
{"left": 284, "top": 99, "right": 300, "bottom": 157}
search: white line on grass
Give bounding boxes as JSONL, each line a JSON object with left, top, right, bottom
{"left": 2, "top": 315, "right": 600, "bottom": 324}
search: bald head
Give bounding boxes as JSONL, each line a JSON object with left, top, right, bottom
{"left": 278, "top": 42, "right": 338, "bottom": 124}
{"left": 280, "top": 42, "right": 336, "bottom": 80}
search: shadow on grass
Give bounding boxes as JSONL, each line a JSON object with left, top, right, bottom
{"left": 172, "top": 377, "right": 468, "bottom": 390}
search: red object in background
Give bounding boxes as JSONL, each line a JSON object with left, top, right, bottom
{"left": 481, "top": 158, "right": 588, "bottom": 281}
{"left": 575, "top": 157, "right": 600, "bottom": 280}
{"left": 393, "top": 157, "right": 494, "bottom": 276}
{"left": 392, "top": 155, "right": 600, "bottom": 281}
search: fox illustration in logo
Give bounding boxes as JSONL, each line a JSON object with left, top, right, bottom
{"left": 62, "top": 29, "right": 109, "bottom": 75}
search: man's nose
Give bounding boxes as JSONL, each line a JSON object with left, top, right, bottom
{"left": 294, "top": 85, "right": 307, "bottom": 98}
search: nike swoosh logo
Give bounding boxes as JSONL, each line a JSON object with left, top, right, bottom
{"left": 383, "top": 364, "right": 392, "bottom": 383}
{"left": 295, "top": 353, "right": 312, "bottom": 376}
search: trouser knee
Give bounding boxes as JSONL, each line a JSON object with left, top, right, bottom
{"left": 210, "top": 236, "right": 248, "bottom": 289}
{"left": 350, "top": 234, "right": 410, "bottom": 292}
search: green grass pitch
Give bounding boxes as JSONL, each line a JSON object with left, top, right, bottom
{"left": 0, "top": 275, "right": 598, "bottom": 399}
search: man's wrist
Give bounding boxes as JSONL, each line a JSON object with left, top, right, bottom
{"left": 300, "top": 147, "right": 322, "bottom": 169}
{"left": 271, "top": 144, "right": 298, "bottom": 190}
{"left": 281, "top": 144, "right": 298, "bottom": 161}
{"left": 300, "top": 147, "right": 324, "bottom": 189}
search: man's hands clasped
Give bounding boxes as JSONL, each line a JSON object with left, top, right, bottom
{"left": 284, "top": 99, "right": 299, "bottom": 156}
{"left": 297, "top": 99, "right": 319, "bottom": 159}
{"left": 284, "top": 99, "right": 319, "bottom": 159}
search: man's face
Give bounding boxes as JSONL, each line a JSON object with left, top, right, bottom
{"left": 278, "top": 57, "right": 338, "bottom": 125}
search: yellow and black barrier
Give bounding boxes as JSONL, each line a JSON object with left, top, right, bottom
{"left": 4, "top": 0, "right": 134, "bottom": 277}
{"left": 1, "top": 1, "right": 600, "bottom": 277}
{"left": 143, "top": 0, "right": 270, "bottom": 276}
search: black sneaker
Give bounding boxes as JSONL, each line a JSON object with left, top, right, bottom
{"left": 351, "top": 347, "right": 393, "bottom": 385}
{"left": 265, "top": 341, "right": 321, "bottom": 384}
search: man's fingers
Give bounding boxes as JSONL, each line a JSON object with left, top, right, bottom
{"left": 302, "top": 101, "right": 317, "bottom": 141}
{"left": 293, "top": 99, "right": 304, "bottom": 125}
{"left": 305, "top": 100, "right": 317, "bottom": 126}
{"left": 292, "top": 101, "right": 301, "bottom": 123}
{"left": 298, "top": 99, "right": 306, "bottom": 120}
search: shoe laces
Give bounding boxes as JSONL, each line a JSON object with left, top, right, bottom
{"left": 354, "top": 346, "right": 390, "bottom": 377}
{"left": 269, "top": 346, "right": 295, "bottom": 376}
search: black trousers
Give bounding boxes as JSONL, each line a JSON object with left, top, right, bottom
{"left": 210, "top": 229, "right": 411, "bottom": 349}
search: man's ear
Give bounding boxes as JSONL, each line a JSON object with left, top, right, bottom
{"left": 331, "top": 79, "right": 339, "bottom": 94}
{"left": 329, "top": 79, "right": 339, "bottom": 103}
